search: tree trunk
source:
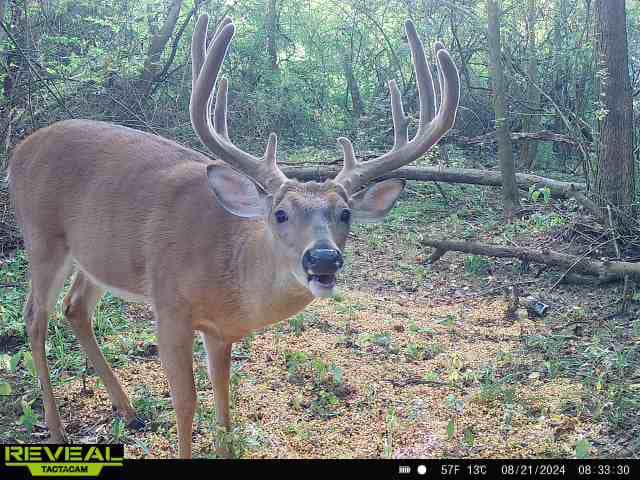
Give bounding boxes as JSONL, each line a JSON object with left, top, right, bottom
{"left": 486, "top": 0, "right": 520, "bottom": 220}
{"left": 140, "top": 0, "right": 184, "bottom": 94}
{"left": 520, "top": 0, "right": 540, "bottom": 169}
{"left": 265, "top": 0, "right": 279, "bottom": 71}
{"left": 591, "top": 0, "right": 635, "bottom": 231}
{"left": 0, "top": 0, "right": 6, "bottom": 43}
{"left": 342, "top": 51, "right": 365, "bottom": 120}
{"left": 552, "top": 0, "right": 571, "bottom": 171}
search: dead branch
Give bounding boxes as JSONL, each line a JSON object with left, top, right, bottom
{"left": 446, "top": 130, "right": 587, "bottom": 149}
{"left": 281, "top": 165, "right": 584, "bottom": 198}
{"left": 421, "top": 238, "right": 640, "bottom": 281}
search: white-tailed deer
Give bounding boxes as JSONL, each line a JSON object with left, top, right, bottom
{"left": 8, "top": 15, "right": 459, "bottom": 457}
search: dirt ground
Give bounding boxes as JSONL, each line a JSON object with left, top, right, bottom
{"left": 1, "top": 182, "right": 638, "bottom": 458}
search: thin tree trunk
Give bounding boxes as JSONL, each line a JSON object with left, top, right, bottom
{"left": 0, "top": 0, "right": 6, "bottom": 43}
{"left": 591, "top": 0, "right": 635, "bottom": 231}
{"left": 266, "top": 0, "right": 279, "bottom": 71}
{"left": 552, "top": 0, "right": 570, "bottom": 171}
{"left": 342, "top": 51, "right": 365, "bottom": 119}
{"left": 520, "top": 0, "right": 540, "bottom": 169}
{"left": 140, "top": 0, "right": 184, "bottom": 94}
{"left": 486, "top": 0, "right": 520, "bottom": 219}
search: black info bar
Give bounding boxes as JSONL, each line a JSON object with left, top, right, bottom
{"left": 0, "top": 446, "right": 636, "bottom": 480}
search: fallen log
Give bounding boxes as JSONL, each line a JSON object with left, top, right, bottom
{"left": 281, "top": 165, "right": 585, "bottom": 198}
{"left": 421, "top": 238, "right": 640, "bottom": 281}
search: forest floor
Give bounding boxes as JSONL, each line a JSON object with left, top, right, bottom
{"left": 1, "top": 179, "right": 639, "bottom": 458}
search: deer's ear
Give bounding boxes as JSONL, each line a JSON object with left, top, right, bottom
{"left": 207, "top": 163, "right": 272, "bottom": 218}
{"left": 350, "top": 179, "right": 405, "bottom": 223}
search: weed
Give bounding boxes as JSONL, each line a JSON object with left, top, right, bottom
{"left": 18, "top": 399, "right": 39, "bottom": 436}
{"left": 284, "top": 350, "right": 309, "bottom": 383}
{"left": 382, "top": 407, "right": 398, "bottom": 458}
{"left": 311, "top": 390, "right": 340, "bottom": 418}
{"left": 132, "top": 384, "right": 171, "bottom": 431}
{"left": 406, "top": 342, "right": 426, "bottom": 362}
{"left": 111, "top": 418, "right": 126, "bottom": 443}
{"left": 288, "top": 314, "right": 305, "bottom": 336}
{"left": 575, "top": 438, "right": 591, "bottom": 459}
{"left": 465, "top": 255, "right": 490, "bottom": 275}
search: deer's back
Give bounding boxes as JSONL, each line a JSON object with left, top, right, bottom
{"left": 8, "top": 119, "right": 250, "bottom": 304}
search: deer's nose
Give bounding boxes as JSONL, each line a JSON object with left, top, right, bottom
{"left": 302, "top": 247, "right": 343, "bottom": 274}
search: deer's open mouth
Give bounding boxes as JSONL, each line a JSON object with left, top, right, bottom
{"left": 307, "top": 273, "right": 337, "bottom": 297}
{"left": 308, "top": 274, "right": 336, "bottom": 288}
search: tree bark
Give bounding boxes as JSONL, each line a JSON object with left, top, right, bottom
{"left": 486, "top": 0, "right": 520, "bottom": 219}
{"left": 0, "top": 0, "right": 6, "bottom": 43}
{"left": 140, "top": 0, "right": 184, "bottom": 94}
{"left": 342, "top": 49, "right": 365, "bottom": 120}
{"left": 265, "top": 0, "right": 279, "bottom": 71}
{"left": 520, "top": 0, "right": 540, "bottom": 169}
{"left": 591, "top": 0, "right": 635, "bottom": 231}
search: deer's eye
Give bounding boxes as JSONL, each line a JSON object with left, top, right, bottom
{"left": 340, "top": 209, "right": 351, "bottom": 223}
{"left": 275, "top": 209, "right": 288, "bottom": 224}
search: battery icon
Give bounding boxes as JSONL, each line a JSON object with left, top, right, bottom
{"left": 399, "top": 465, "right": 411, "bottom": 474}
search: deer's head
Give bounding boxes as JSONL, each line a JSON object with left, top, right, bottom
{"left": 190, "top": 15, "right": 459, "bottom": 298}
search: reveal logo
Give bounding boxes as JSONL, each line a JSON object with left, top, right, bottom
{"left": 2, "top": 445, "right": 123, "bottom": 478}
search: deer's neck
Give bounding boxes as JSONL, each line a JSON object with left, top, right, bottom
{"left": 237, "top": 225, "right": 314, "bottom": 328}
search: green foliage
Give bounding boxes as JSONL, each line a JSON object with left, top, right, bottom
{"left": 18, "top": 399, "right": 39, "bottom": 435}
{"left": 0, "top": 381, "right": 11, "bottom": 395}
{"left": 446, "top": 419, "right": 455, "bottom": 441}
{"left": 464, "top": 255, "right": 491, "bottom": 275}
{"left": 528, "top": 186, "right": 552, "bottom": 204}
{"left": 575, "top": 438, "right": 591, "bottom": 459}
{"left": 288, "top": 314, "right": 305, "bottom": 336}
{"left": 111, "top": 418, "right": 127, "bottom": 443}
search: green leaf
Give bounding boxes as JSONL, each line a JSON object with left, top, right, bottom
{"left": 575, "top": 438, "right": 591, "bottom": 459}
{"left": 423, "top": 371, "right": 439, "bottom": 382}
{"left": 10, "top": 351, "right": 22, "bottom": 372}
{"left": 22, "top": 351, "right": 37, "bottom": 378}
{"left": 532, "top": 190, "right": 541, "bottom": 202}
{"left": 19, "top": 399, "right": 38, "bottom": 435}
{"left": 463, "top": 427, "right": 475, "bottom": 447}
{"left": 0, "top": 381, "right": 12, "bottom": 395}
{"left": 447, "top": 419, "right": 455, "bottom": 440}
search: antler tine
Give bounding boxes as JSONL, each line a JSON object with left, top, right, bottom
{"left": 334, "top": 20, "right": 459, "bottom": 194}
{"left": 192, "top": 15, "right": 232, "bottom": 90}
{"left": 405, "top": 20, "right": 437, "bottom": 133}
{"left": 190, "top": 15, "right": 287, "bottom": 192}
{"left": 434, "top": 41, "right": 446, "bottom": 105}
{"left": 191, "top": 14, "right": 208, "bottom": 92}
{"left": 213, "top": 77, "right": 229, "bottom": 139}
{"left": 389, "top": 80, "right": 408, "bottom": 150}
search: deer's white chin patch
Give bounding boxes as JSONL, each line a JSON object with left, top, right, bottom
{"left": 308, "top": 274, "right": 337, "bottom": 298}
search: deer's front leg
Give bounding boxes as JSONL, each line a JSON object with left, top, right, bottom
{"left": 156, "top": 306, "right": 196, "bottom": 459}
{"left": 202, "top": 334, "right": 232, "bottom": 457}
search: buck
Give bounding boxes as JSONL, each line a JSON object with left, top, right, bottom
{"left": 9, "top": 15, "right": 459, "bottom": 458}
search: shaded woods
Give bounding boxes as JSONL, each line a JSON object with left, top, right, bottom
{"left": 1, "top": 1, "right": 637, "bottom": 165}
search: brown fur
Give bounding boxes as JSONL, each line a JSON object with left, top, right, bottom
{"left": 10, "top": 119, "right": 341, "bottom": 457}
